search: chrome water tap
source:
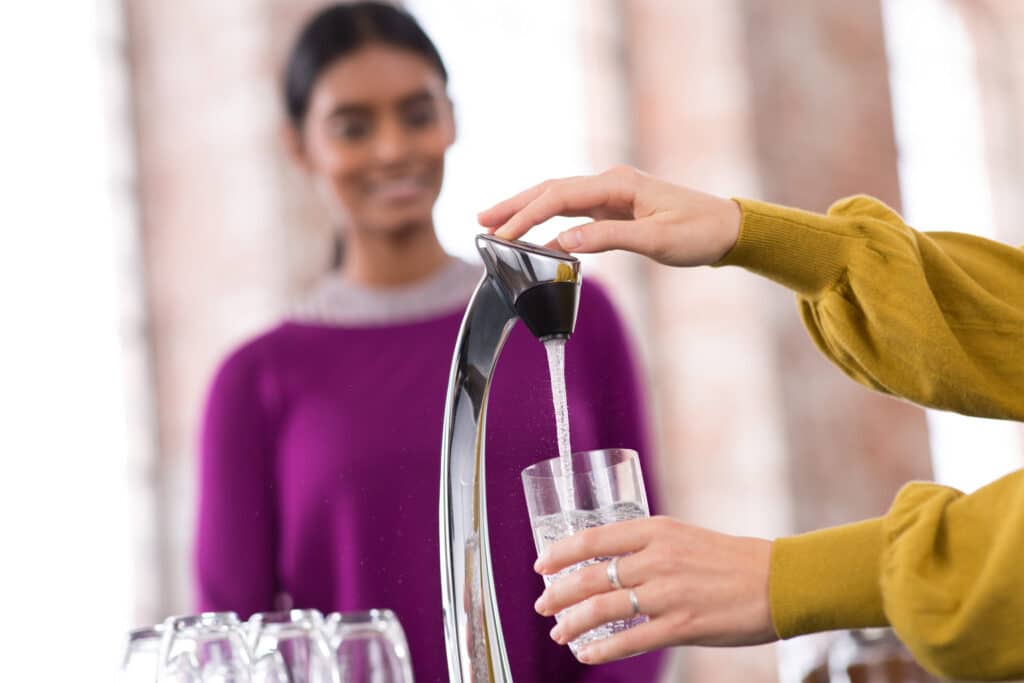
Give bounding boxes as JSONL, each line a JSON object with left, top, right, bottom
{"left": 440, "top": 234, "right": 582, "bottom": 682}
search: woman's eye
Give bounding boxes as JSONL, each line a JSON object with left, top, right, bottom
{"left": 403, "top": 103, "right": 437, "bottom": 129}
{"left": 330, "top": 117, "right": 371, "bottom": 141}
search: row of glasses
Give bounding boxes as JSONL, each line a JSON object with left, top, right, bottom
{"left": 119, "top": 609, "right": 413, "bottom": 682}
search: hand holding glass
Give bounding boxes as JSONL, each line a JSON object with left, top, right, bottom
{"left": 522, "top": 448, "right": 650, "bottom": 658}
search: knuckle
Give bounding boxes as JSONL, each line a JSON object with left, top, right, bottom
{"left": 655, "top": 553, "right": 677, "bottom": 577}
{"left": 575, "top": 529, "right": 598, "bottom": 557}
{"left": 566, "top": 567, "right": 588, "bottom": 595}
{"left": 618, "top": 165, "right": 643, "bottom": 191}
{"left": 536, "top": 187, "right": 562, "bottom": 213}
{"left": 651, "top": 515, "right": 673, "bottom": 533}
{"left": 586, "top": 594, "right": 610, "bottom": 622}
{"left": 588, "top": 563, "right": 608, "bottom": 591}
{"left": 607, "top": 164, "right": 637, "bottom": 181}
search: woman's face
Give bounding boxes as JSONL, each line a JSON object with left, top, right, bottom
{"left": 296, "top": 43, "right": 454, "bottom": 236}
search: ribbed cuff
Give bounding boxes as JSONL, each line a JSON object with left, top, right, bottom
{"left": 713, "top": 198, "right": 853, "bottom": 298}
{"left": 770, "top": 517, "right": 888, "bottom": 639}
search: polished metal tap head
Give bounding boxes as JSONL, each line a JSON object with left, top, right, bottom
{"left": 475, "top": 234, "right": 582, "bottom": 340}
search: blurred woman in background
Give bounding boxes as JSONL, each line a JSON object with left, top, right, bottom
{"left": 195, "top": 4, "right": 663, "bottom": 680}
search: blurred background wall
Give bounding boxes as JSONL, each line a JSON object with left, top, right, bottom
{"left": 2, "top": 0, "right": 1022, "bottom": 680}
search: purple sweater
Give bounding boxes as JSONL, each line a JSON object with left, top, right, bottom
{"left": 196, "top": 275, "right": 663, "bottom": 682}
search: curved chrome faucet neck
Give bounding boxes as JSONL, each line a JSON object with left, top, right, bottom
{"left": 440, "top": 235, "right": 582, "bottom": 682}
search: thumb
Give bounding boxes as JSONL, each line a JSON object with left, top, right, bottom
{"left": 557, "top": 219, "right": 654, "bottom": 256}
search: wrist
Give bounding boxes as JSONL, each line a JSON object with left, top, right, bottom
{"left": 709, "top": 196, "right": 742, "bottom": 264}
{"left": 752, "top": 536, "right": 777, "bottom": 643}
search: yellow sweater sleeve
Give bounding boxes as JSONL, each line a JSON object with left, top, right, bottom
{"left": 770, "top": 471, "right": 1024, "bottom": 680}
{"left": 717, "top": 195, "right": 1024, "bottom": 420}
{"left": 716, "top": 195, "right": 1024, "bottom": 679}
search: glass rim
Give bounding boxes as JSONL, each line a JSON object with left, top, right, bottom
{"left": 521, "top": 448, "right": 639, "bottom": 481}
{"left": 248, "top": 608, "right": 324, "bottom": 627}
{"left": 325, "top": 608, "right": 398, "bottom": 626}
{"left": 164, "top": 611, "right": 240, "bottom": 631}
{"left": 127, "top": 624, "right": 163, "bottom": 641}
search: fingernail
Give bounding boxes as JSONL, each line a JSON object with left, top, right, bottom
{"left": 577, "top": 647, "right": 592, "bottom": 663}
{"left": 534, "top": 554, "right": 547, "bottom": 573}
{"left": 550, "top": 625, "right": 563, "bottom": 643}
{"left": 558, "top": 229, "right": 582, "bottom": 250}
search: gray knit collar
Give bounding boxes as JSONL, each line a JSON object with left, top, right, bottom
{"left": 290, "top": 257, "right": 482, "bottom": 327}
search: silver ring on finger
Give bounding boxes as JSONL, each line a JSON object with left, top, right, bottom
{"left": 628, "top": 588, "right": 641, "bottom": 617}
{"left": 607, "top": 556, "right": 624, "bottom": 590}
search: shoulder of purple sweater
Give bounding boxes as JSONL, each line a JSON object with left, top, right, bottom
{"left": 204, "top": 323, "right": 303, "bottom": 406}
{"left": 212, "top": 323, "right": 292, "bottom": 374}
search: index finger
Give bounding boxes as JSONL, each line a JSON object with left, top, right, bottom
{"left": 487, "top": 175, "right": 619, "bottom": 242}
{"left": 477, "top": 180, "right": 552, "bottom": 230}
{"left": 536, "top": 517, "right": 656, "bottom": 575}
{"left": 494, "top": 176, "right": 615, "bottom": 241}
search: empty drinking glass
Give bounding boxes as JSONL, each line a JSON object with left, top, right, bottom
{"left": 247, "top": 609, "right": 336, "bottom": 683}
{"left": 120, "top": 625, "right": 164, "bottom": 682}
{"left": 324, "top": 610, "right": 414, "bottom": 683}
{"left": 522, "top": 448, "right": 651, "bottom": 657}
{"left": 159, "top": 612, "right": 252, "bottom": 683}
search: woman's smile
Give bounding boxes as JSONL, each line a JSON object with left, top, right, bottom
{"left": 364, "top": 173, "right": 432, "bottom": 204}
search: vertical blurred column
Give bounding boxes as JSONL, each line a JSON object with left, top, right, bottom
{"left": 740, "top": 0, "right": 933, "bottom": 533}
{"left": 577, "top": 0, "right": 655, "bottom": 429}
{"left": 100, "top": 0, "right": 163, "bottom": 628}
{"left": 953, "top": 0, "right": 1024, "bottom": 457}
{"left": 954, "top": 0, "right": 1024, "bottom": 246}
{"left": 740, "top": 1, "right": 932, "bottom": 674}
{"left": 882, "top": 0, "right": 1022, "bottom": 494}
{"left": 0, "top": 0, "right": 139, "bottom": 676}
{"left": 123, "top": 0, "right": 328, "bottom": 617}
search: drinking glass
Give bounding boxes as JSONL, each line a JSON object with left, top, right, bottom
{"left": 324, "top": 610, "right": 414, "bottom": 683}
{"left": 247, "top": 609, "right": 336, "bottom": 683}
{"left": 521, "top": 448, "right": 650, "bottom": 657}
{"left": 159, "top": 612, "right": 252, "bottom": 682}
{"left": 119, "top": 625, "right": 164, "bottom": 682}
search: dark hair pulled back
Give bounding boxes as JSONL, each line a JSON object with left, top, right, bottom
{"left": 283, "top": 1, "right": 449, "bottom": 129}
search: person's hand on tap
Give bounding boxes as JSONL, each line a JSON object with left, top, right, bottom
{"left": 478, "top": 165, "right": 742, "bottom": 267}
